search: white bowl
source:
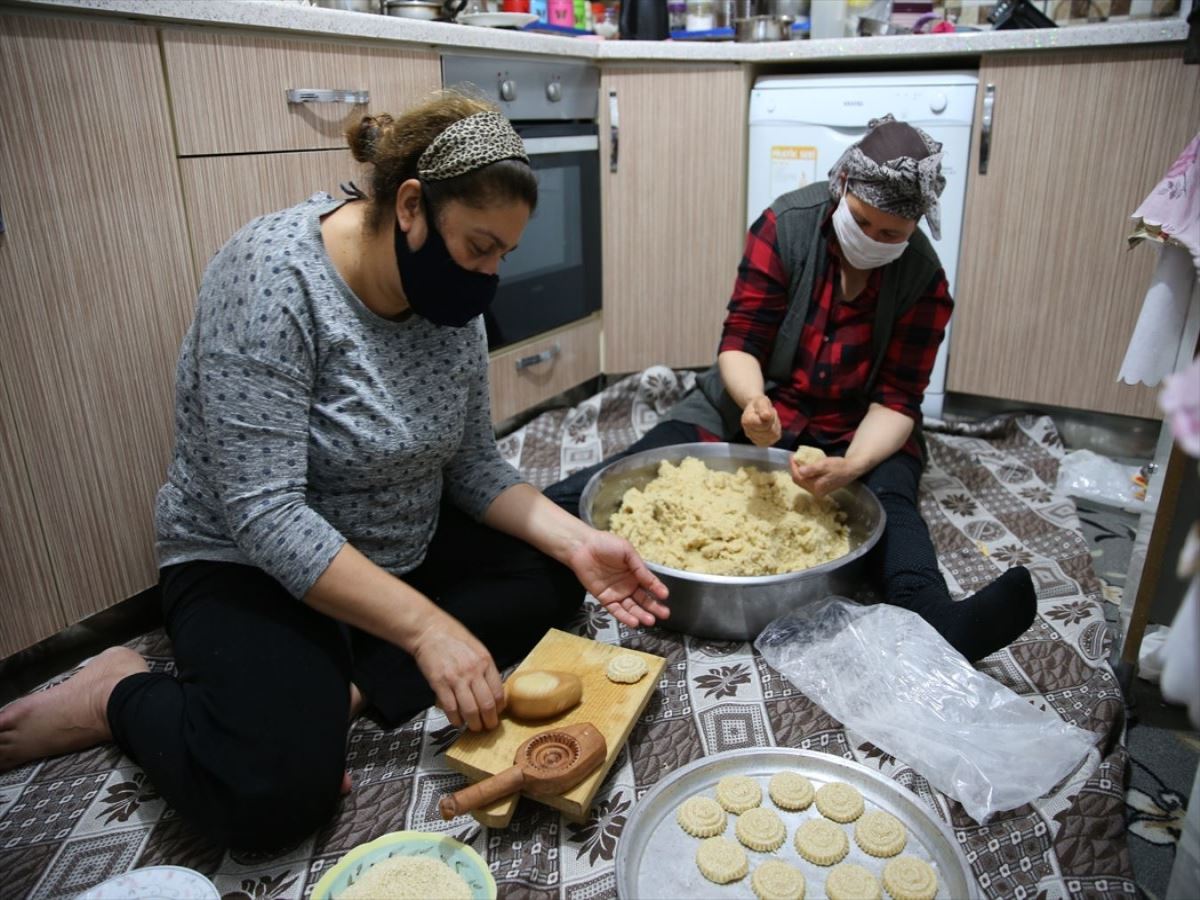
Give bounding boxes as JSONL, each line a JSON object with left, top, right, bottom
{"left": 77, "top": 866, "right": 220, "bottom": 900}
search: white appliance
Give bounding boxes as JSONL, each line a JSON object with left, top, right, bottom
{"left": 746, "top": 71, "right": 978, "bottom": 420}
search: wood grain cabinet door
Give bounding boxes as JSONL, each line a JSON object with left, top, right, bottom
{"left": 600, "top": 66, "right": 748, "bottom": 374}
{"left": 180, "top": 150, "right": 367, "bottom": 281}
{"left": 162, "top": 30, "right": 441, "bottom": 156}
{"left": 948, "top": 46, "right": 1199, "bottom": 419}
{"left": 0, "top": 14, "right": 198, "bottom": 653}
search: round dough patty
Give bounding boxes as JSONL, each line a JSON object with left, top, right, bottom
{"left": 735, "top": 807, "right": 787, "bottom": 852}
{"left": 815, "top": 781, "right": 865, "bottom": 823}
{"left": 768, "top": 771, "right": 815, "bottom": 811}
{"left": 695, "top": 836, "right": 749, "bottom": 884}
{"left": 855, "top": 810, "right": 908, "bottom": 858}
{"left": 606, "top": 653, "right": 648, "bottom": 684}
{"left": 882, "top": 856, "right": 939, "bottom": 900}
{"left": 676, "top": 796, "right": 727, "bottom": 838}
{"left": 793, "top": 817, "right": 849, "bottom": 866}
{"left": 751, "top": 860, "right": 806, "bottom": 900}
{"left": 716, "top": 775, "right": 762, "bottom": 814}
{"left": 825, "top": 863, "right": 882, "bottom": 900}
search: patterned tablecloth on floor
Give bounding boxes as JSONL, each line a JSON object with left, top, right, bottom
{"left": 0, "top": 368, "right": 1133, "bottom": 900}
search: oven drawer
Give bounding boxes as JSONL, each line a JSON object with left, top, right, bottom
{"left": 162, "top": 30, "right": 440, "bottom": 156}
{"left": 489, "top": 316, "right": 601, "bottom": 425}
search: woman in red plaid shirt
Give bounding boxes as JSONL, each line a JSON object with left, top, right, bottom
{"left": 548, "top": 116, "right": 1036, "bottom": 663}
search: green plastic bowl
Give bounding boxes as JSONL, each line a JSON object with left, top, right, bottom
{"left": 310, "top": 830, "right": 496, "bottom": 900}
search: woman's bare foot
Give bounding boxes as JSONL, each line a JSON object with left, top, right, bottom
{"left": 0, "top": 647, "right": 148, "bottom": 773}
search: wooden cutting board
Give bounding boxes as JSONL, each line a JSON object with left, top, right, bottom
{"left": 444, "top": 628, "right": 665, "bottom": 828}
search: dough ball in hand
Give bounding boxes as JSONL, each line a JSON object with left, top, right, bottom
{"left": 793, "top": 446, "right": 826, "bottom": 468}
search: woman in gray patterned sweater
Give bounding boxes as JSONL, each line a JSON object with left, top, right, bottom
{"left": 0, "top": 92, "right": 668, "bottom": 847}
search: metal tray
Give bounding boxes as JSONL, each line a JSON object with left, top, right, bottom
{"left": 615, "top": 748, "right": 977, "bottom": 899}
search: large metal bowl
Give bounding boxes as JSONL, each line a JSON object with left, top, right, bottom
{"left": 580, "top": 442, "right": 885, "bottom": 640}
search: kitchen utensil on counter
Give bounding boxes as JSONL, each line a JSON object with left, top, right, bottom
{"left": 384, "top": 0, "right": 445, "bottom": 17}
{"left": 311, "top": 832, "right": 496, "bottom": 900}
{"left": 439, "top": 723, "right": 607, "bottom": 820}
{"left": 856, "top": 14, "right": 911, "bottom": 34}
{"left": 615, "top": 748, "right": 978, "bottom": 899}
{"left": 444, "top": 628, "right": 665, "bottom": 827}
{"left": 734, "top": 13, "right": 784, "bottom": 39}
{"left": 580, "top": 442, "right": 886, "bottom": 641}
{"left": 311, "top": 0, "right": 381, "bottom": 12}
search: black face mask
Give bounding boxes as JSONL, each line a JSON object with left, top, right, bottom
{"left": 394, "top": 201, "right": 499, "bottom": 328}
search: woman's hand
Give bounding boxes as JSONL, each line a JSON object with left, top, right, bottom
{"left": 409, "top": 612, "right": 505, "bottom": 732}
{"left": 790, "top": 455, "right": 862, "bottom": 498}
{"left": 565, "top": 530, "right": 670, "bottom": 628}
{"left": 741, "top": 395, "right": 782, "bottom": 447}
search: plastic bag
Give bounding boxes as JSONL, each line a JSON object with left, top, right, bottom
{"left": 755, "top": 598, "right": 1098, "bottom": 824}
{"left": 1056, "top": 448, "right": 1142, "bottom": 506}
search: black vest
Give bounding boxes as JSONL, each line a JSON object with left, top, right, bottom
{"left": 668, "top": 181, "right": 942, "bottom": 461}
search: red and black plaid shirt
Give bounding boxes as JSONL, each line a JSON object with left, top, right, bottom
{"left": 711, "top": 208, "right": 953, "bottom": 459}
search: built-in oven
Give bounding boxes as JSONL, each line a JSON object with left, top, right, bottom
{"left": 442, "top": 54, "right": 601, "bottom": 351}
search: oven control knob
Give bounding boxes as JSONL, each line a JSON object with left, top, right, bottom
{"left": 499, "top": 79, "right": 518, "bottom": 102}
{"left": 546, "top": 81, "right": 562, "bottom": 102}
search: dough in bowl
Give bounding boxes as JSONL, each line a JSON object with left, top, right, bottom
{"left": 608, "top": 457, "right": 849, "bottom": 576}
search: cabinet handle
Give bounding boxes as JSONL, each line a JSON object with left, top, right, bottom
{"left": 978, "top": 83, "right": 995, "bottom": 175}
{"left": 608, "top": 89, "right": 619, "bottom": 174}
{"left": 515, "top": 343, "right": 561, "bottom": 370}
{"left": 285, "top": 88, "right": 370, "bottom": 105}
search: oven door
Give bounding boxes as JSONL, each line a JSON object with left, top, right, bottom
{"left": 485, "top": 123, "right": 601, "bottom": 351}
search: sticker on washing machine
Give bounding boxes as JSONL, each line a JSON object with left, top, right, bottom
{"left": 770, "top": 146, "right": 818, "bottom": 198}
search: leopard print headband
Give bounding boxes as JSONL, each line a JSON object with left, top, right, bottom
{"left": 417, "top": 112, "right": 530, "bottom": 182}
{"left": 828, "top": 114, "right": 946, "bottom": 240}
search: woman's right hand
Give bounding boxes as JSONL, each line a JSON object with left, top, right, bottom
{"left": 741, "top": 395, "right": 782, "bottom": 447}
{"left": 409, "top": 612, "right": 505, "bottom": 732}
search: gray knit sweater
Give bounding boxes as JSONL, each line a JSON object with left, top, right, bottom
{"left": 155, "top": 194, "right": 523, "bottom": 598}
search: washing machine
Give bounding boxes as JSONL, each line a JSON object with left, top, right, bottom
{"left": 747, "top": 71, "right": 978, "bottom": 419}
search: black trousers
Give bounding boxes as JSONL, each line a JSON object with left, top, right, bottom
{"left": 543, "top": 420, "right": 951, "bottom": 618}
{"left": 106, "top": 503, "right": 580, "bottom": 849}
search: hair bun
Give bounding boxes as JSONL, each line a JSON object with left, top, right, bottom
{"left": 346, "top": 114, "right": 395, "bottom": 164}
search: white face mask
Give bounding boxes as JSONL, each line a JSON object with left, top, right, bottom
{"left": 831, "top": 197, "right": 910, "bottom": 270}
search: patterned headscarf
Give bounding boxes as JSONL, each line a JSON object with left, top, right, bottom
{"left": 417, "top": 111, "right": 529, "bottom": 182}
{"left": 828, "top": 114, "right": 946, "bottom": 239}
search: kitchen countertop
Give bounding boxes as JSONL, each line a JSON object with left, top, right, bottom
{"left": 4, "top": 0, "right": 1189, "bottom": 61}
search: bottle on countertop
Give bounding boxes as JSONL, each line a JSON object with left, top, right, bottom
{"left": 547, "top": 0, "right": 574, "bottom": 25}
{"left": 667, "top": 0, "right": 687, "bottom": 30}
{"left": 685, "top": 0, "right": 715, "bottom": 30}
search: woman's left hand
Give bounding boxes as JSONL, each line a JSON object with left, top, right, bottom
{"left": 565, "top": 531, "right": 670, "bottom": 628}
{"left": 790, "top": 456, "right": 862, "bottom": 498}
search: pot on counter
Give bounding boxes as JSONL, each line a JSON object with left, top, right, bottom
{"left": 733, "top": 14, "right": 784, "bottom": 40}
{"left": 384, "top": 0, "right": 448, "bottom": 17}
{"left": 580, "top": 442, "right": 886, "bottom": 641}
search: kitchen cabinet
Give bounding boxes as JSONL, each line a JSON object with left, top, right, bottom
{"left": 0, "top": 14, "right": 197, "bottom": 657}
{"left": 599, "top": 66, "right": 749, "bottom": 373}
{"left": 488, "top": 315, "right": 602, "bottom": 425}
{"left": 180, "top": 150, "right": 367, "bottom": 281}
{"left": 949, "top": 46, "right": 1199, "bottom": 419}
{"left": 163, "top": 29, "right": 440, "bottom": 279}
{"left": 0, "top": 361, "right": 65, "bottom": 655}
{"left": 161, "top": 30, "right": 441, "bottom": 156}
